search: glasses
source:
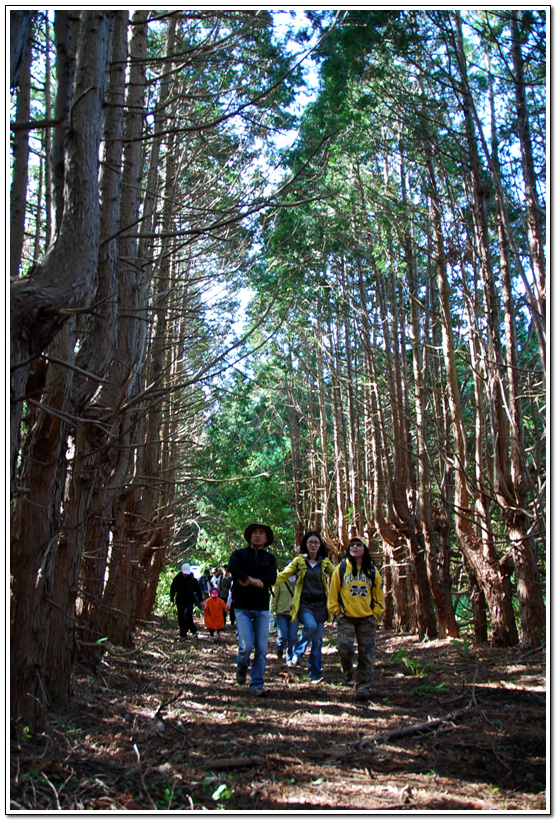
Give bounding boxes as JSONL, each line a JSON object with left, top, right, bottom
{"left": 306, "top": 540, "right": 320, "bottom": 546}
{"left": 350, "top": 542, "right": 364, "bottom": 548}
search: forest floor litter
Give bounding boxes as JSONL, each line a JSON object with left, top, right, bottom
{"left": 10, "top": 616, "right": 546, "bottom": 812}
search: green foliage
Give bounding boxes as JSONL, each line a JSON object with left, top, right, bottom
{"left": 451, "top": 637, "right": 477, "bottom": 661}
{"left": 402, "top": 657, "right": 428, "bottom": 678}
{"left": 202, "top": 774, "right": 235, "bottom": 806}
{"left": 154, "top": 567, "right": 175, "bottom": 617}
{"left": 388, "top": 648, "right": 428, "bottom": 677}
{"left": 186, "top": 367, "right": 297, "bottom": 565}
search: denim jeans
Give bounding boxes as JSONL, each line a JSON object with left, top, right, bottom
{"left": 275, "top": 613, "right": 299, "bottom": 663}
{"left": 235, "top": 608, "right": 270, "bottom": 689}
{"left": 293, "top": 608, "right": 325, "bottom": 679}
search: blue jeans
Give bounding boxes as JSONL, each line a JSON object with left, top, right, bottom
{"left": 275, "top": 613, "right": 299, "bottom": 663}
{"left": 293, "top": 609, "right": 325, "bottom": 679}
{"left": 235, "top": 608, "right": 270, "bottom": 690}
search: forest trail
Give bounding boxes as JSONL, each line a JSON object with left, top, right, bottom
{"left": 11, "top": 616, "right": 546, "bottom": 812}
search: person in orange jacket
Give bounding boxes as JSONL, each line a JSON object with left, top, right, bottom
{"left": 202, "top": 588, "right": 229, "bottom": 639}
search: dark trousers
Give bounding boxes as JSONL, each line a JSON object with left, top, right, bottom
{"left": 177, "top": 602, "right": 197, "bottom": 636}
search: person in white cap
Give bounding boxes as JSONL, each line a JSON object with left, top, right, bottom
{"left": 170, "top": 563, "right": 203, "bottom": 639}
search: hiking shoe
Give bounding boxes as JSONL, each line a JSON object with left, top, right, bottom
{"left": 251, "top": 688, "right": 266, "bottom": 698}
{"left": 355, "top": 689, "right": 370, "bottom": 702}
{"left": 236, "top": 669, "right": 247, "bottom": 685}
{"left": 310, "top": 676, "right": 324, "bottom": 685}
{"left": 341, "top": 664, "right": 353, "bottom": 683}
{"left": 276, "top": 648, "right": 283, "bottom": 659}
{"left": 290, "top": 654, "right": 299, "bottom": 667}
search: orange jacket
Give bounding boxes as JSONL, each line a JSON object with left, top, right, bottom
{"left": 204, "top": 596, "right": 227, "bottom": 630}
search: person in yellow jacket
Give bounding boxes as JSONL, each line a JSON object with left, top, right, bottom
{"left": 328, "top": 535, "right": 384, "bottom": 701}
{"left": 270, "top": 570, "right": 298, "bottom": 664}
{"left": 275, "top": 530, "right": 335, "bottom": 682}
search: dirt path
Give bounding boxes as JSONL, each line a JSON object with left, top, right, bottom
{"left": 10, "top": 616, "right": 546, "bottom": 811}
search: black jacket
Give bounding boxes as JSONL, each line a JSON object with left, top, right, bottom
{"left": 170, "top": 572, "right": 202, "bottom": 607}
{"left": 228, "top": 546, "right": 277, "bottom": 611}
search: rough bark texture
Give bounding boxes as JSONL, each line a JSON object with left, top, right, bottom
{"left": 10, "top": 11, "right": 111, "bottom": 730}
{"left": 74, "top": 11, "right": 149, "bottom": 664}
{"left": 425, "top": 131, "right": 518, "bottom": 647}
{"left": 10, "top": 30, "right": 32, "bottom": 278}
{"left": 11, "top": 10, "right": 110, "bottom": 491}
{"left": 10, "top": 10, "right": 34, "bottom": 88}
{"left": 510, "top": 11, "right": 545, "bottom": 333}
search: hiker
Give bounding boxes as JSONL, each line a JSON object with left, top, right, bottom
{"left": 327, "top": 535, "right": 384, "bottom": 702}
{"left": 271, "top": 569, "right": 298, "bottom": 664}
{"left": 275, "top": 530, "right": 335, "bottom": 683}
{"left": 228, "top": 522, "right": 277, "bottom": 696}
{"left": 202, "top": 588, "right": 229, "bottom": 639}
{"left": 217, "top": 564, "right": 233, "bottom": 625}
{"left": 169, "top": 563, "right": 203, "bottom": 639}
{"left": 199, "top": 568, "right": 213, "bottom": 600}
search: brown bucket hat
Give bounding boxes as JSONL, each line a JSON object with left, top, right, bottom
{"left": 244, "top": 522, "right": 274, "bottom": 546}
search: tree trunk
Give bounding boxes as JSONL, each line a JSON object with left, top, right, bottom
{"left": 10, "top": 325, "right": 74, "bottom": 728}
{"left": 375, "top": 237, "right": 437, "bottom": 639}
{"left": 286, "top": 381, "right": 305, "bottom": 546}
{"left": 51, "top": 11, "right": 72, "bottom": 238}
{"left": 10, "top": 26, "right": 32, "bottom": 278}
{"left": 11, "top": 10, "right": 110, "bottom": 491}
{"left": 10, "top": 10, "right": 34, "bottom": 89}
{"left": 404, "top": 176, "right": 457, "bottom": 638}
{"left": 510, "top": 11, "right": 545, "bottom": 340}
{"left": 425, "top": 143, "right": 518, "bottom": 645}
{"left": 328, "top": 322, "right": 348, "bottom": 547}
{"left": 75, "top": 11, "right": 149, "bottom": 662}
{"left": 45, "top": 11, "right": 129, "bottom": 701}
{"left": 487, "top": 47, "right": 545, "bottom": 650}
{"left": 10, "top": 11, "right": 111, "bottom": 730}
{"left": 130, "top": 21, "right": 180, "bottom": 622}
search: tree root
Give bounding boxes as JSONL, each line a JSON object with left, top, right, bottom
{"left": 360, "top": 707, "right": 472, "bottom": 747}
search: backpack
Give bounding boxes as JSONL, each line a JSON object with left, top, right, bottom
{"left": 338, "top": 557, "right": 376, "bottom": 614}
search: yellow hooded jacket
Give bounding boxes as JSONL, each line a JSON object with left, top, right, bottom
{"left": 328, "top": 560, "right": 384, "bottom": 621}
{"left": 275, "top": 554, "right": 335, "bottom": 622}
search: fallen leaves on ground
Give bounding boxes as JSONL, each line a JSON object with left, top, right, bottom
{"left": 10, "top": 616, "right": 546, "bottom": 811}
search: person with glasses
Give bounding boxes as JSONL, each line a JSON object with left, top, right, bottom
{"left": 328, "top": 535, "right": 384, "bottom": 702}
{"left": 274, "top": 530, "right": 335, "bottom": 684}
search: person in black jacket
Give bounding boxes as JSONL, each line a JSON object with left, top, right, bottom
{"left": 170, "top": 563, "right": 202, "bottom": 639}
{"left": 228, "top": 522, "right": 277, "bottom": 696}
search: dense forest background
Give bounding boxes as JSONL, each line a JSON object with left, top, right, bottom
{"left": 10, "top": 9, "right": 545, "bottom": 733}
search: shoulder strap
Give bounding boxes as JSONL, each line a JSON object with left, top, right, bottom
{"left": 342, "top": 558, "right": 375, "bottom": 584}
{"left": 339, "top": 557, "right": 376, "bottom": 613}
{"left": 339, "top": 558, "right": 347, "bottom": 583}
{"left": 340, "top": 558, "right": 376, "bottom": 587}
